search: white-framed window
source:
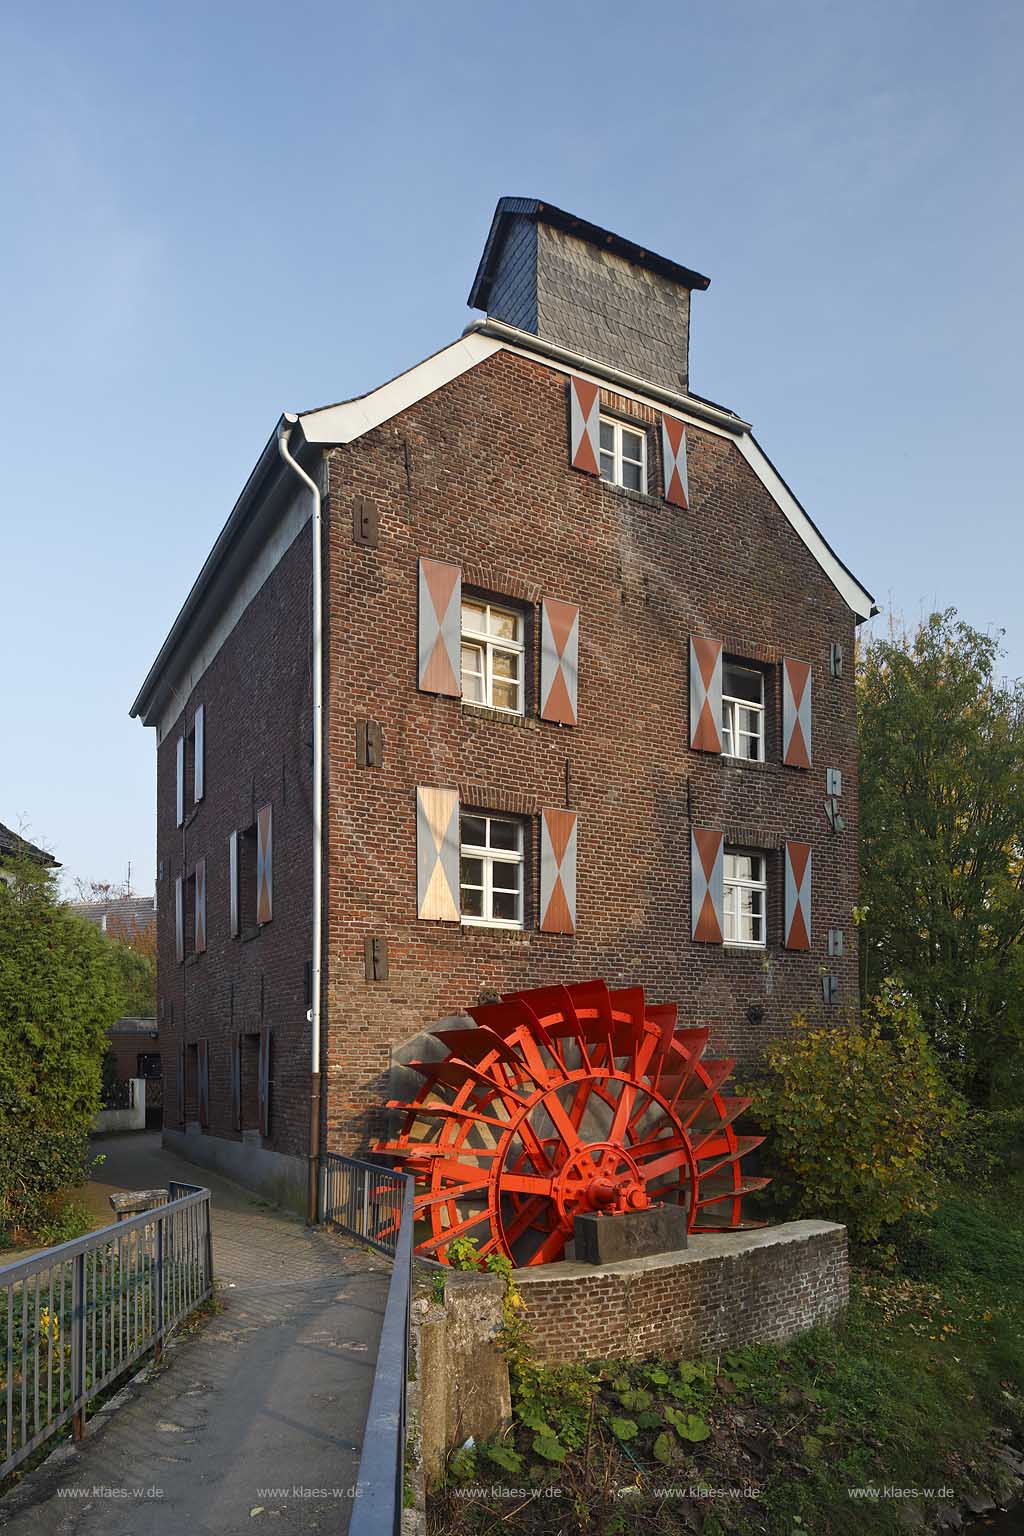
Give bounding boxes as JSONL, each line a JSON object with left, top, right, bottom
{"left": 461, "top": 601, "right": 525, "bottom": 714}
{"left": 460, "top": 814, "right": 524, "bottom": 929}
{"left": 599, "top": 417, "right": 646, "bottom": 492}
{"left": 722, "top": 663, "right": 765, "bottom": 762}
{"left": 724, "top": 850, "right": 767, "bottom": 948}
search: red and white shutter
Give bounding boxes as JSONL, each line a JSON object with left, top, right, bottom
{"left": 689, "top": 636, "right": 723, "bottom": 753}
{"left": 256, "top": 805, "right": 273, "bottom": 925}
{"left": 417, "top": 557, "right": 462, "bottom": 697}
{"left": 782, "top": 658, "right": 812, "bottom": 768}
{"left": 416, "top": 787, "right": 460, "bottom": 921}
{"left": 197, "top": 1039, "right": 209, "bottom": 1129}
{"left": 540, "top": 809, "right": 578, "bottom": 934}
{"left": 661, "top": 414, "right": 689, "bottom": 508}
{"left": 784, "top": 841, "right": 812, "bottom": 950}
{"left": 174, "top": 875, "right": 184, "bottom": 963}
{"left": 691, "top": 829, "right": 725, "bottom": 943}
{"left": 194, "top": 703, "right": 205, "bottom": 802}
{"left": 568, "top": 376, "right": 601, "bottom": 475}
{"left": 175, "top": 737, "right": 185, "bottom": 826}
{"left": 257, "top": 1027, "right": 272, "bottom": 1137}
{"left": 540, "top": 599, "right": 580, "bottom": 726}
{"left": 228, "top": 831, "right": 239, "bottom": 938}
{"left": 194, "top": 858, "right": 207, "bottom": 954}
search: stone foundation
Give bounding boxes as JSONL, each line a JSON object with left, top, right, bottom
{"left": 515, "top": 1220, "right": 848, "bottom": 1363}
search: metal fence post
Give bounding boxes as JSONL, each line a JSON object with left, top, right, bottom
{"left": 361, "top": 1171, "right": 370, "bottom": 1240}
{"left": 70, "top": 1251, "right": 85, "bottom": 1441}
{"left": 203, "top": 1195, "right": 214, "bottom": 1298}
{"left": 154, "top": 1216, "right": 165, "bottom": 1362}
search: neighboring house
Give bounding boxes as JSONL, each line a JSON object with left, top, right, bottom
{"left": 72, "top": 894, "right": 160, "bottom": 1125}
{"left": 0, "top": 820, "right": 59, "bottom": 882}
{"left": 71, "top": 893, "right": 157, "bottom": 942}
{"left": 130, "top": 196, "right": 875, "bottom": 1207}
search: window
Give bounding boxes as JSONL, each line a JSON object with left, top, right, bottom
{"left": 460, "top": 814, "right": 524, "bottom": 928}
{"left": 461, "top": 601, "right": 524, "bottom": 714}
{"left": 722, "top": 663, "right": 765, "bottom": 761}
{"left": 724, "top": 851, "right": 767, "bottom": 948}
{"left": 599, "top": 417, "right": 646, "bottom": 492}
{"left": 238, "top": 823, "right": 259, "bottom": 934}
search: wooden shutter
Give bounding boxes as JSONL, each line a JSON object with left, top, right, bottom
{"left": 691, "top": 828, "right": 724, "bottom": 944}
{"left": 689, "top": 636, "right": 723, "bottom": 753}
{"left": 194, "top": 858, "right": 207, "bottom": 954}
{"left": 661, "top": 414, "right": 689, "bottom": 508}
{"left": 568, "top": 376, "right": 600, "bottom": 474}
{"left": 417, "top": 557, "right": 462, "bottom": 696}
{"left": 540, "top": 599, "right": 580, "bottom": 726}
{"left": 175, "top": 737, "right": 185, "bottom": 826}
{"left": 176, "top": 1044, "right": 185, "bottom": 1125}
{"left": 540, "top": 809, "right": 578, "bottom": 934}
{"left": 174, "top": 876, "right": 184, "bottom": 963}
{"left": 784, "top": 841, "right": 812, "bottom": 950}
{"left": 257, "top": 1027, "right": 272, "bottom": 1137}
{"left": 197, "top": 1039, "right": 209, "bottom": 1129}
{"left": 256, "top": 804, "right": 273, "bottom": 925}
{"left": 782, "top": 658, "right": 812, "bottom": 768}
{"left": 230, "top": 1034, "right": 242, "bottom": 1131}
{"left": 416, "top": 787, "right": 460, "bottom": 921}
{"left": 228, "top": 830, "right": 239, "bottom": 938}
{"left": 194, "top": 704, "right": 205, "bottom": 802}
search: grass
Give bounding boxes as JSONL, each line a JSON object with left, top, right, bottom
{"left": 428, "top": 1174, "right": 1024, "bottom": 1535}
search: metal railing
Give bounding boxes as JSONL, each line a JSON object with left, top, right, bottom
{"left": 1, "top": 1182, "right": 212, "bottom": 1478}
{"left": 319, "top": 1151, "right": 410, "bottom": 1259}
{"left": 319, "top": 1153, "right": 414, "bottom": 1536}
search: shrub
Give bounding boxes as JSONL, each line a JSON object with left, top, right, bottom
{"left": 0, "top": 860, "right": 124, "bottom": 1240}
{"left": 748, "top": 981, "right": 966, "bottom": 1244}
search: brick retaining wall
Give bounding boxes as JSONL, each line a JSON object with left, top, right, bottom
{"left": 514, "top": 1220, "right": 848, "bottom": 1363}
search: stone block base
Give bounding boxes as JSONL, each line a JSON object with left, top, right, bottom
{"left": 574, "top": 1205, "right": 688, "bottom": 1264}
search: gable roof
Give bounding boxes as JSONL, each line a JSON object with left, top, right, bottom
{"left": 298, "top": 319, "right": 876, "bottom": 621}
{"left": 0, "top": 821, "right": 59, "bottom": 868}
{"left": 132, "top": 320, "right": 875, "bottom": 725}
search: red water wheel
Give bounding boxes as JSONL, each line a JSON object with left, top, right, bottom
{"left": 374, "top": 980, "right": 768, "bottom": 1267}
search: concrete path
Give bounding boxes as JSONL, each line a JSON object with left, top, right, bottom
{"left": 0, "top": 1135, "right": 391, "bottom": 1536}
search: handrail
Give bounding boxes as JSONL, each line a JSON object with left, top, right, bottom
{"left": 319, "top": 1153, "right": 414, "bottom": 1535}
{"left": 1, "top": 1182, "right": 212, "bottom": 1478}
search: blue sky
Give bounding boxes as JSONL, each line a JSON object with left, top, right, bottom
{"left": 1, "top": 1, "right": 1021, "bottom": 895}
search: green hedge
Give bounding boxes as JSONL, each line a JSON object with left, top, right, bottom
{"left": 0, "top": 861, "right": 124, "bottom": 1240}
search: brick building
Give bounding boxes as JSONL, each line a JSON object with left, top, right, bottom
{"left": 130, "top": 197, "right": 874, "bottom": 1211}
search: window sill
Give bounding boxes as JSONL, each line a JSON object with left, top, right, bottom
{"left": 723, "top": 943, "right": 769, "bottom": 956}
{"left": 460, "top": 922, "right": 532, "bottom": 943}
{"left": 241, "top": 925, "right": 262, "bottom": 944}
{"left": 600, "top": 481, "right": 663, "bottom": 511}
{"left": 721, "top": 756, "right": 779, "bottom": 773}
{"left": 461, "top": 702, "right": 535, "bottom": 730}
{"left": 185, "top": 953, "right": 201, "bottom": 968}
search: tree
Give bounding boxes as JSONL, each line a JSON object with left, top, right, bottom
{"left": 858, "top": 610, "right": 1024, "bottom": 1105}
{"left": 0, "top": 860, "right": 127, "bottom": 1238}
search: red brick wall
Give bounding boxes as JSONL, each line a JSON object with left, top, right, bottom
{"left": 512, "top": 1224, "right": 848, "bottom": 1363}
{"left": 156, "top": 527, "right": 314, "bottom": 1161}
{"left": 322, "top": 347, "right": 860, "bottom": 1150}
{"left": 153, "top": 343, "right": 861, "bottom": 1171}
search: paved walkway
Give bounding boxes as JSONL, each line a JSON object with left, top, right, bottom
{"left": 0, "top": 1135, "right": 390, "bottom": 1536}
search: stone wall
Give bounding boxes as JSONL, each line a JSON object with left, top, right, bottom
{"left": 515, "top": 1221, "right": 848, "bottom": 1363}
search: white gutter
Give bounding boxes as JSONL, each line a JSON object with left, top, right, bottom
{"left": 277, "top": 421, "right": 323, "bottom": 1224}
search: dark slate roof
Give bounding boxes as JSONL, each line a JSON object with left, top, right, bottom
{"left": 469, "top": 197, "right": 712, "bottom": 313}
{"left": 109, "top": 1015, "right": 158, "bottom": 1034}
{"left": 0, "top": 820, "right": 59, "bottom": 868}
{"left": 71, "top": 894, "right": 157, "bottom": 937}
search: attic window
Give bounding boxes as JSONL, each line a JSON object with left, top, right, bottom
{"left": 599, "top": 418, "right": 646, "bottom": 492}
